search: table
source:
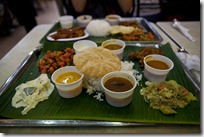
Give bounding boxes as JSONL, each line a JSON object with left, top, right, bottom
{"left": 0, "top": 24, "right": 52, "bottom": 87}
{"left": 156, "top": 21, "right": 200, "bottom": 57}
{"left": 0, "top": 23, "right": 201, "bottom": 133}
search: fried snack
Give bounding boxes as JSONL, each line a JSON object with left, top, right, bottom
{"left": 73, "top": 47, "right": 121, "bottom": 77}
{"left": 110, "top": 25, "right": 135, "bottom": 35}
{"left": 128, "top": 47, "right": 163, "bottom": 67}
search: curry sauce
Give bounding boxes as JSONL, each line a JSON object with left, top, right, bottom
{"left": 104, "top": 77, "right": 133, "bottom": 92}
{"left": 147, "top": 60, "right": 169, "bottom": 70}
{"left": 104, "top": 44, "right": 122, "bottom": 50}
{"left": 56, "top": 72, "right": 81, "bottom": 84}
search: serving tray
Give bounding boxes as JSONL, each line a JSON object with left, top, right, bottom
{"left": 40, "top": 17, "right": 162, "bottom": 44}
{"left": 0, "top": 43, "right": 200, "bottom": 127}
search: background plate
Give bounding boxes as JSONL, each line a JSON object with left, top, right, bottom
{"left": 47, "top": 31, "right": 89, "bottom": 41}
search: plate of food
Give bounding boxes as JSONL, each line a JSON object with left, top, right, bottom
{"left": 47, "top": 26, "right": 89, "bottom": 41}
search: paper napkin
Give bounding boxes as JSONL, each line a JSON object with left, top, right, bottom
{"left": 172, "top": 19, "right": 196, "bottom": 42}
{"left": 176, "top": 52, "right": 200, "bottom": 82}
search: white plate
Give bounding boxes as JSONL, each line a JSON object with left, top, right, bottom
{"left": 47, "top": 31, "right": 89, "bottom": 41}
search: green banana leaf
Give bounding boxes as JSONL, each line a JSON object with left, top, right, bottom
{"left": 0, "top": 42, "right": 200, "bottom": 125}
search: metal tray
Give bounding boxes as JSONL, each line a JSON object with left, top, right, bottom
{"left": 41, "top": 17, "right": 163, "bottom": 45}
{"left": 0, "top": 45, "right": 200, "bottom": 128}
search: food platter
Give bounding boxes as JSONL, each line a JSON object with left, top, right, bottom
{"left": 0, "top": 18, "right": 200, "bottom": 130}
{"left": 0, "top": 43, "right": 200, "bottom": 127}
{"left": 47, "top": 31, "right": 89, "bottom": 41}
{"left": 40, "top": 17, "right": 162, "bottom": 44}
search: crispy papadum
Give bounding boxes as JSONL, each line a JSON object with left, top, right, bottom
{"left": 73, "top": 47, "right": 121, "bottom": 77}
{"left": 110, "top": 25, "right": 135, "bottom": 35}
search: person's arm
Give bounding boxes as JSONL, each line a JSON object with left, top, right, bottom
{"left": 117, "top": 0, "right": 133, "bottom": 14}
{"left": 71, "top": 0, "right": 87, "bottom": 12}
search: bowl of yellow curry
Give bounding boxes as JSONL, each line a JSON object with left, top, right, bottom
{"left": 51, "top": 66, "right": 84, "bottom": 98}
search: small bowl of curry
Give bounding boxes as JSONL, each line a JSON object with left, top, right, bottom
{"left": 51, "top": 66, "right": 84, "bottom": 98}
{"left": 101, "top": 39, "right": 126, "bottom": 60}
{"left": 101, "top": 71, "right": 137, "bottom": 107}
{"left": 143, "top": 54, "right": 174, "bottom": 82}
{"left": 105, "top": 14, "right": 121, "bottom": 25}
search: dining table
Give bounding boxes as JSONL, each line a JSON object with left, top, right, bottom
{"left": 0, "top": 20, "right": 201, "bottom": 134}
{"left": 157, "top": 21, "right": 200, "bottom": 57}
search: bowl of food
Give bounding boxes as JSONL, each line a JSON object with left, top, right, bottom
{"left": 105, "top": 14, "right": 121, "bottom": 25}
{"left": 101, "top": 39, "right": 126, "bottom": 60}
{"left": 143, "top": 54, "right": 174, "bottom": 82}
{"left": 73, "top": 40, "right": 97, "bottom": 54}
{"left": 77, "top": 15, "right": 92, "bottom": 27}
{"left": 101, "top": 71, "right": 137, "bottom": 107}
{"left": 59, "top": 15, "right": 74, "bottom": 29}
{"left": 51, "top": 66, "right": 84, "bottom": 98}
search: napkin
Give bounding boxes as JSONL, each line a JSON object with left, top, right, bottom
{"left": 172, "top": 19, "right": 196, "bottom": 42}
{"left": 176, "top": 52, "right": 200, "bottom": 82}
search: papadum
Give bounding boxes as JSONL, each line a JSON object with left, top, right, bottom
{"left": 73, "top": 47, "right": 121, "bottom": 77}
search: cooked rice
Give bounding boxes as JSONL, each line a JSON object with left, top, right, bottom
{"left": 86, "top": 20, "right": 111, "bottom": 37}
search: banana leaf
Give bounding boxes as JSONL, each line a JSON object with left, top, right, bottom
{"left": 0, "top": 42, "right": 200, "bottom": 125}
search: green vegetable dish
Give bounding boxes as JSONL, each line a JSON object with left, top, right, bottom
{"left": 140, "top": 80, "right": 197, "bottom": 115}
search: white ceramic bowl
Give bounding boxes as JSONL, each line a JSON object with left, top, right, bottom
{"left": 101, "top": 71, "right": 137, "bottom": 107}
{"left": 77, "top": 15, "right": 92, "bottom": 27}
{"left": 105, "top": 14, "right": 121, "bottom": 25}
{"left": 59, "top": 15, "right": 74, "bottom": 29}
{"left": 73, "top": 40, "right": 97, "bottom": 54}
{"left": 101, "top": 39, "right": 126, "bottom": 60}
{"left": 143, "top": 54, "right": 174, "bottom": 82}
{"left": 51, "top": 66, "right": 84, "bottom": 98}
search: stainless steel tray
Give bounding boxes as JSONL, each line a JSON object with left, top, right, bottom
{"left": 0, "top": 45, "right": 200, "bottom": 129}
{"left": 41, "top": 17, "right": 163, "bottom": 45}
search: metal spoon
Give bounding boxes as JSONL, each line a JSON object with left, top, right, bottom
{"left": 177, "top": 46, "right": 189, "bottom": 54}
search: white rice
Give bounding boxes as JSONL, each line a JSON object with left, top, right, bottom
{"left": 82, "top": 61, "right": 142, "bottom": 101}
{"left": 86, "top": 20, "right": 111, "bottom": 37}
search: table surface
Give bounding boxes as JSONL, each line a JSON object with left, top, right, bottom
{"left": 156, "top": 21, "right": 200, "bottom": 57}
{"left": 0, "top": 22, "right": 201, "bottom": 133}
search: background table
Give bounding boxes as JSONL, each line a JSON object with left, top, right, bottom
{"left": 156, "top": 21, "right": 200, "bottom": 57}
